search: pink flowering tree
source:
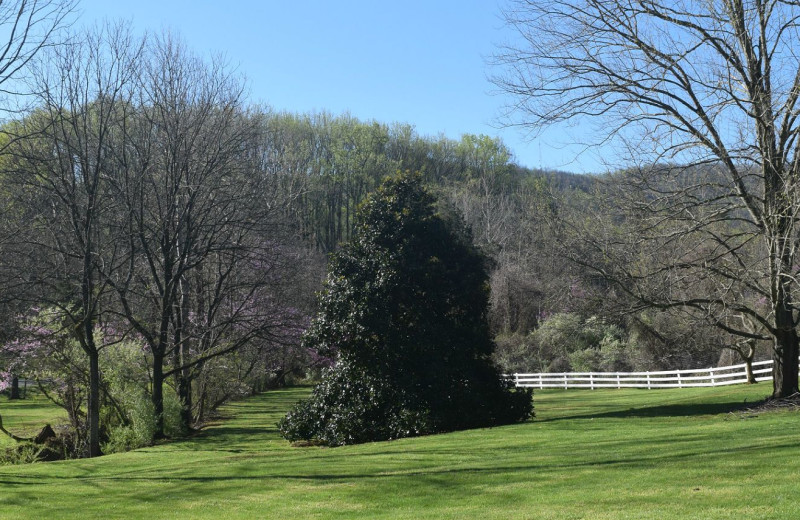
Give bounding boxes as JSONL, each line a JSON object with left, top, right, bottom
{"left": 1, "top": 309, "right": 85, "bottom": 443}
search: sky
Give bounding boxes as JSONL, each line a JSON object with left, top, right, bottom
{"left": 77, "top": 0, "right": 604, "bottom": 174}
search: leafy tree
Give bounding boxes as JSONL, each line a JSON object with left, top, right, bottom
{"left": 280, "top": 172, "right": 532, "bottom": 446}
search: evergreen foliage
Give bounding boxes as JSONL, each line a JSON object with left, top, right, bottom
{"left": 279, "top": 172, "right": 533, "bottom": 445}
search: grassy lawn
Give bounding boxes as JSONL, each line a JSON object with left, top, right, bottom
{"left": 0, "top": 391, "right": 67, "bottom": 449}
{"left": 1, "top": 382, "right": 799, "bottom": 519}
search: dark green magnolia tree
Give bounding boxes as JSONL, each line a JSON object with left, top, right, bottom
{"left": 280, "top": 172, "right": 533, "bottom": 446}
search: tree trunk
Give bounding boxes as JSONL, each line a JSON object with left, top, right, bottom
{"left": 152, "top": 351, "right": 165, "bottom": 439}
{"left": 173, "top": 277, "right": 193, "bottom": 432}
{"left": 177, "top": 368, "right": 192, "bottom": 431}
{"left": 87, "top": 351, "right": 101, "bottom": 457}
{"left": 9, "top": 376, "right": 20, "bottom": 400}
{"left": 196, "top": 383, "right": 206, "bottom": 425}
{"left": 771, "top": 334, "right": 799, "bottom": 398}
{"left": 745, "top": 358, "right": 756, "bottom": 384}
{"left": 771, "top": 303, "right": 799, "bottom": 398}
{"left": 769, "top": 223, "right": 800, "bottom": 397}
{"left": 738, "top": 341, "right": 757, "bottom": 385}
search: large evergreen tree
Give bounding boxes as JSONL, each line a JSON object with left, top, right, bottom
{"left": 280, "top": 172, "right": 532, "bottom": 446}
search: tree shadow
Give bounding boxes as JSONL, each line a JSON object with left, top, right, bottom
{"left": 537, "top": 400, "right": 759, "bottom": 422}
{"left": 2, "top": 438, "right": 796, "bottom": 489}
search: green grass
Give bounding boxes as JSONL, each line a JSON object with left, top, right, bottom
{"left": 1, "top": 383, "right": 799, "bottom": 519}
{"left": 0, "top": 391, "right": 67, "bottom": 448}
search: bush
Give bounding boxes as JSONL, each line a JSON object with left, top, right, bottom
{"left": 279, "top": 361, "right": 432, "bottom": 446}
{"left": 494, "top": 313, "right": 635, "bottom": 373}
{"left": 162, "top": 387, "right": 186, "bottom": 438}
{"left": 568, "top": 348, "right": 604, "bottom": 372}
{"left": 102, "top": 389, "right": 155, "bottom": 454}
{"left": 101, "top": 342, "right": 185, "bottom": 453}
{"left": 280, "top": 172, "right": 533, "bottom": 446}
{"left": 1, "top": 442, "right": 45, "bottom": 465}
{"left": 493, "top": 333, "right": 544, "bottom": 373}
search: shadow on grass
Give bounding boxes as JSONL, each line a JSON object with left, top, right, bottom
{"left": 166, "top": 388, "right": 308, "bottom": 451}
{"left": 537, "top": 400, "right": 756, "bottom": 422}
{"left": 1, "top": 400, "right": 57, "bottom": 411}
{"left": 183, "top": 426, "right": 276, "bottom": 450}
{"left": 1, "top": 438, "right": 796, "bottom": 489}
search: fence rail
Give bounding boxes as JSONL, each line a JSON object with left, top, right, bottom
{"left": 511, "top": 360, "right": 775, "bottom": 389}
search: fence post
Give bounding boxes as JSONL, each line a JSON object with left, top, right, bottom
{"left": 616, "top": 373, "right": 621, "bottom": 389}
{"left": 590, "top": 373, "right": 594, "bottom": 390}
{"left": 710, "top": 368, "right": 716, "bottom": 386}
{"left": 647, "top": 372, "right": 651, "bottom": 390}
{"left": 539, "top": 373, "right": 543, "bottom": 390}
{"left": 564, "top": 373, "right": 568, "bottom": 390}
{"left": 677, "top": 371, "right": 682, "bottom": 388}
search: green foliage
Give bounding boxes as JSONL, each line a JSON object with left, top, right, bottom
{"left": 102, "top": 387, "right": 184, "bottom": 454}
{"left": 281, "top": 172, "right": 532, "bottom": 445}
{"left": 162, "top": 387, "right": 186, "bottom": 438}
{"left": 100, "top": 343, "right": 183, "bottom": 453}
{"left": 495, "top": 313, "right": 634, "bottom": 373}
{"left": 98, "top": 342, "right": 151, "bottom": 452}
{"left": 1, "top": 442, "right": 44, "bottom": 465}
{"left": 102, "top": 391, "right": 155, "bottom": 454}
{"left": 567, "top": 348, "right": 604, "bottom": 373}
{"left": 278, "top": 360, "right": 432, "bottom": 445}
{"left": 493, "top": 332, "right": 540, "bottom": 372}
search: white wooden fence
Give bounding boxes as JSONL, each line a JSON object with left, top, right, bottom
{"left": 511, "top": 360, "right": 774, "bottom": 389}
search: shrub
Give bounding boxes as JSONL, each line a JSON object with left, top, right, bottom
{"left": 494, "top": 313, "right": 636, "bottom": 373}
{"left": 280, "top": 172, "right": 533, "bottom": 446}
{"left": 162, "top": 387, "right": 186, "bottom": 438}
{"left": 101, "top": 342, "right": 184, "bottom": 452}
{"left": 1, "top": 442, "right": 44, "bottom": 465}
{"left": 102, "top": 389, "right": 155, "bottom": 454}
{"left": 279, "top": 360, "right": 432, "bottom": 446}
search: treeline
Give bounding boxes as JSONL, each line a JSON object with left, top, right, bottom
{"left": 0, "top": 21, "right": 591, "bottom": 459}
{"left": 505, "top": 161, "right": 772, "bottom": 382}
{"left": 266, "top": 115, "right": 591, "bottom": 253}
{"left": 255, "top": 110, "right": 747, "bottom": 380}
{"left": 0, "top": 21, "right": 749, "bottom": 460}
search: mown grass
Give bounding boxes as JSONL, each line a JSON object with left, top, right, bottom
{"left": 1, "top": 382, "right": 798, "bottom": 519}
{"left": 0, "top": 391, "right": 66, "bottom": 448}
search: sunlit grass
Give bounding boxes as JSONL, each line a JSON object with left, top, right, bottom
{"left": 2, "top": 382, "right": 799, "bottom": 519}
{"left": 0, "top": 391, "right": 66, "bottom": 448}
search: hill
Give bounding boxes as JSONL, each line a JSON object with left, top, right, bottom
{"left": 2, "top": 384, "right": 798, "bottom": 519}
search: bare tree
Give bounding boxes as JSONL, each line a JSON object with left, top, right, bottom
{"left": 0, "top": 0, "right": 77, "bottom": 409}
{"left": 0, "top": 0, "right": 75, "bottom": 101}
{"left": 0, "top": 0, "right": 76, "bottom": 453}
{"left": 495, "top": 0, "right": 800, "bottom": 397}
{"left": 2, "top": 22, "right": 144, "bottom": 456}
{"left": 102, "top": 34, "right": 303, "bottom": 437}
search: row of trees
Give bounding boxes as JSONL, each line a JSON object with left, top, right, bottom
{"left": 0, "top": 23, "right": 313, "bottom": 457}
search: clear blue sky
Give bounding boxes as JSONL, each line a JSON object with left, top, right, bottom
{"left": 77, "top": 0, "right": 603, "bottom": 174}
